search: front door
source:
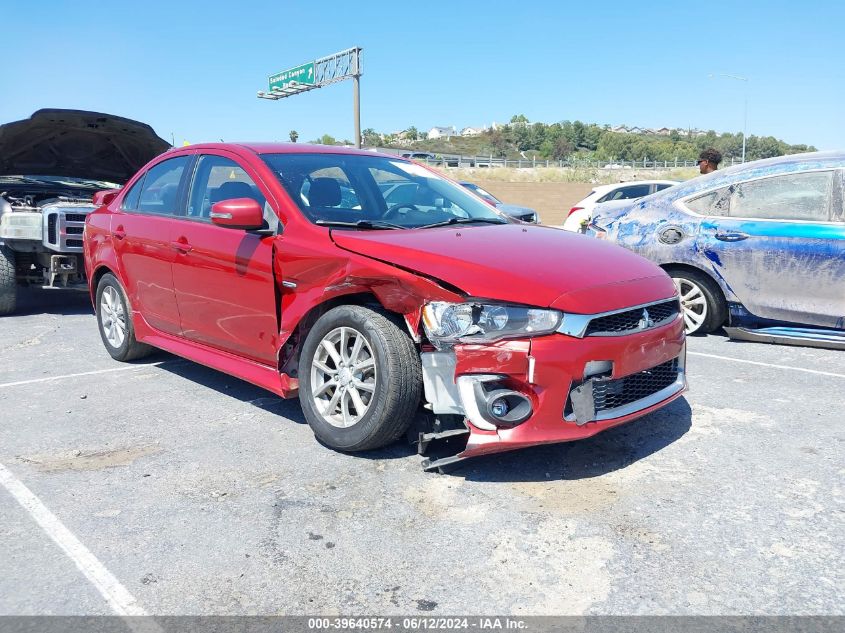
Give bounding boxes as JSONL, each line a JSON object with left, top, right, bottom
{"left": 170, "top": 153, "right": 279, "bottom": 365}
{"left": 695, "top": 169, "right": 845, "bottom": 327}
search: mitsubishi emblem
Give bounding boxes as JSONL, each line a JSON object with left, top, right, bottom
{"left": 639, "top": 308, "right": 655, "bottom": 330}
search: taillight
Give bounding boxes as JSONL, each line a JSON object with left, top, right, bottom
{"left": 567, "top": 206, "right": 584, "bottom": 217}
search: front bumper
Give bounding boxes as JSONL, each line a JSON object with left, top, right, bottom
{"left": 420, "top": 316, "right": 686, "bottom": 469}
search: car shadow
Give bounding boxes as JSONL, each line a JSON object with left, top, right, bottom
{"left": 454, "top": 397, "right": 693, "bottom": 482}
{"left": 154, "top": 358, "right": 307, "bottom": 422}
{"left": 138, "top": 351, "right": 693, "bottom": 472}
{"left": 12, "top": 287, "right": 93, "bottom": 316}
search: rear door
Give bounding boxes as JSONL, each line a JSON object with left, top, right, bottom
{"left": 112, "top": 155, "right": 191, "bottom": 335}
{"left": 692, "top": 169, "right": 845, "bottom": 327}
{"left": 170, "top": 152, "right": 279, "bottom": 365}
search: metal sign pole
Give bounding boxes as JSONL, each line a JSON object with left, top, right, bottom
{"left": 258, "top": 47, "right": 364, "bottom": 147}
{"left": 352, "top": 48, "right": 362, "bottom": 149}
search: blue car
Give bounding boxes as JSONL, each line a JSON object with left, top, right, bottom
{"left": 589, "top": 151, "right": 845, "bottom": 349}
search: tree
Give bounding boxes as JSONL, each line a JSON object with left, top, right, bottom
{"left": 405, "top": 126, "right": 419, "bottom": 141}
{"left": 319, "top": 134, "right": 336, "bottom": 146}
{"left": 289, "top": 130, "right": 299, "bottom": 143}
{"left": 510, "top": 114, "right": 529, "bottom": 125}
{"left": 362, "top": 128, "right": 381, "bottom": 147}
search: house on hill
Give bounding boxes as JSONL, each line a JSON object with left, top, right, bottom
{"left": 461, "top": 126, "right": 485, "bottom": 136}
{"left": 428, "top": 126, "right": 457, "bottom": 140}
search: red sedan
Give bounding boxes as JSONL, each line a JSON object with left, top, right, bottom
{"left": 84, "top": 143, "right": 686, "bottom": 470}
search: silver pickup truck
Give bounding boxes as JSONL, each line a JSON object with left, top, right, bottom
{"left": 0, "top": 109, "right": 169, "bottom": 314}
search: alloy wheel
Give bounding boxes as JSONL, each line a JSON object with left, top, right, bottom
{"left": 100, "top": 285, "right": 127, "bottom": 348}
{"left": 673, "top": 277, "right": 708, "bottom": 334}
{"left": 310, "top": 326, "right": 378, "bottom": 428}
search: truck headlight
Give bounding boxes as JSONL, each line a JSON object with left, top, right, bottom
{"left": 422, "top": 301, "right": 562, "bottom": 348}
{"left": 0, "top": 212, "right": 42, "bottom": 240}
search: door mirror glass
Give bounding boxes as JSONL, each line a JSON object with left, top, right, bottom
{"left": 210, "top": 198, "right": 264, "bottom": 230}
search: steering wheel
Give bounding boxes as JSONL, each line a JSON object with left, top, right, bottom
{"left": 383, "top": 203, "right": 420, "bottom": 221}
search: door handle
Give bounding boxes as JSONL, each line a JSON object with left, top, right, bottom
{"left": 113, "top": 225, "right": 126, "bottom": 240}
{"left": 714, "top": 230, "right": 750, "bottom": 242}
{"left": 170, "top": 238, "right": 193, "bottom": 253}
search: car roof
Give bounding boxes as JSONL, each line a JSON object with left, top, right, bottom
{"left": 659, "top": 150, "right": 845, "bottom": 201}
{"left": 176, "top": 142, "right": 397, "bottom": 158}
{"left": 592, "top": 179, "right": 679, "bottom": 193}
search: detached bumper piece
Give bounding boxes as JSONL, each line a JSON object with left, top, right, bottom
{"left": 567, "top": 357, "right": 683, "bottom": 426}
{"left": 724, "top": 326, "right": 845, "bottom": 351}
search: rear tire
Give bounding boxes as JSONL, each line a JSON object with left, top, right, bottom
{"left": 666, "top": 267, "right": 727, "bottom": 334}
{"left": 0, "top": 245, "right": 17, "bottom": 316}
{"left": 298, "top": 305, "right": 422, "bottom": 452}
{"left": 95, "top": 273, "right": 152, "bottom": 361}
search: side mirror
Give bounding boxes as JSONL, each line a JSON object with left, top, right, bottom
{"left": 210, "top": 198, "right": 264, "bottom": 230}
{"left": 93, "top": 189, "right": 120, "bottom": 207}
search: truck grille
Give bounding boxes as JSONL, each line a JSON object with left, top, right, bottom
{"left": 41, "top": 204, "right": 95, "bottom": 252}
{"left": 593, "top": 358, "right": 680, "bottom": 412}
{"left": 585, "top": 299, "right": 679, "bottom": 336}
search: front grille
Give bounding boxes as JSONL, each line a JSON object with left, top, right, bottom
{"left": 66, "top": 226, "right": 84, "bottom": 235}
{"left": 593, "top": 358, "right": 679, "bottom": 412}
{"left": 65, "top": 213, "right": 88, "bottom": 222}
{"left": 585, "top": 299, "right": 679, "bottom": 336}
{"left": 47, "top": 214, "right": 58, "bottom": 244}
{"left": 66, "top": 239, "right": 83, "bottom": 248}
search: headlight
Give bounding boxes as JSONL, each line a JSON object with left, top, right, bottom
{"left": 0, "top": 211, "right": 42, "bottom": 240}
{"left": 422, "top": 301, "right": 562, "bottom": 348}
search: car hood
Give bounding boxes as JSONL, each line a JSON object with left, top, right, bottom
{"left": 0, "top": 109, "right": 170, "bottom": 183}
{"left": 331, "top": 224, "right": 675, "bottom": 313}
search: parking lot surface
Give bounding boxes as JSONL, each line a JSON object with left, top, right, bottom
{"left": 1, "top": 288, "right": 843, "bottom": 615}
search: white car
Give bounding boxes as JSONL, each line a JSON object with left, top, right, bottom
{"left": 562, "top": 180, "right": 678, "bottom": 232}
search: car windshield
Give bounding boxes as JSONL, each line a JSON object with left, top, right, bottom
{"left": 262, "top": 153, "right": 508, "bottom": 229}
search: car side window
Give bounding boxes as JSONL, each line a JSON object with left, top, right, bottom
{"left": 686, "top": 186, "right": 731, "bottom": 216}
{"left": 729, "top": 171, "right": 833, "bottom": 222}
{"left": 120, "top": 176, "right": 145, "bottom": 211}
{"left": 616, "top": 184, "right": 652, "bottom": 200}
{"left": 655, "top": 183, "right": 673, "bottom": 192}
{"left": 136, "top": 156, "right": 190, "bottom": 216}
{"left": 187, "top": 155, "right": 267, "bottom": 221}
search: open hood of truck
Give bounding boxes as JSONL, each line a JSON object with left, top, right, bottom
{"left": 0, "top": 109, "right": 170, "bottom": 183}
{"left": 331, "top": 223, "right": 675, "bottom": 313}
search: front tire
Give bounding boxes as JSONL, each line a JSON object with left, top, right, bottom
{"left": 298, "top": 305, "right": 422, "bottom": 452}
{"left": 95, "top": 273, "right": 152, "bottom": 361}
{"left": 666, "top": 267, "right": 727, "bottom": 334}
{"left": 0, "top": 245, "right": 17, "bottom": 316}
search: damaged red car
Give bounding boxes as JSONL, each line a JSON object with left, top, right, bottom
{"left": 84, "top": 144, "right": 686, "bottom": 470}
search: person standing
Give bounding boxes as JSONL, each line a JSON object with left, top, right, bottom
{"left": 697, "top": 148, "right": 722, "bottom": 174}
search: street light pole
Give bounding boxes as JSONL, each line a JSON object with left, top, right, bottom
{"left": 708, "top": 73, "right": 749, "bottom": 163}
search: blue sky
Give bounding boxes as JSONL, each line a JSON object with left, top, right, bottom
{"left": 3, "top": 0, "right": 842, "bottom": 149}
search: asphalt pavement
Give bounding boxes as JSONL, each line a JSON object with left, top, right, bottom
{"left": 1, "top": 287, "right": 842, "bottom": 615}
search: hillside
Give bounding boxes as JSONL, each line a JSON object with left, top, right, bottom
{"left": 371, "top": 118, "right": 816, "bottom": 163}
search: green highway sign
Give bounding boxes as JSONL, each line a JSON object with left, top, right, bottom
{"left": 269, "top": 62, "right": 315, "bottom": 91}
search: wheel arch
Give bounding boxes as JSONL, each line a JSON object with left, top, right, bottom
{"left": 89, "top": 264, "right": 118, "bottom": 306}
{"left": 660, "top": 262, "right": 728, "bottom": 299}
{"left": 660, "top": 262, "right": 731, "bottom": 331}
{"left": 278, "top": 290, "right": 399, "bottom": 381}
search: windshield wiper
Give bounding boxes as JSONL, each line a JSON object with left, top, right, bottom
{"left": 417, "top": 217, "right": 508, "bottom": 229}
{"left": 315, "top": 219, "right": 404, "bottom": 230}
